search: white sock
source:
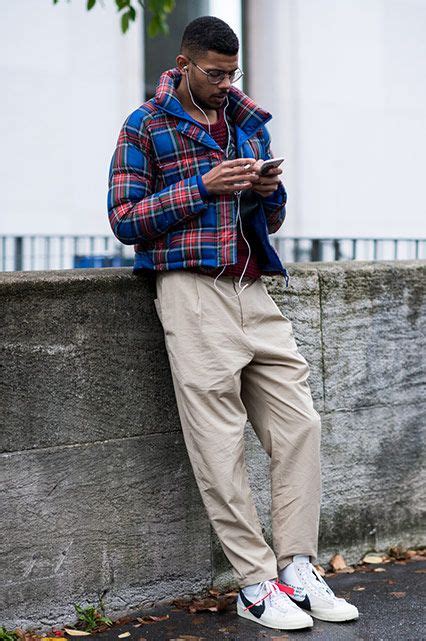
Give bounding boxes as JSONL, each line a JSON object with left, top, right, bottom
{"left": 279, "top": 555, "right": 310, "bottom": 582}
{"left": 293, "top": 554, "right": 310, "bottom": 564}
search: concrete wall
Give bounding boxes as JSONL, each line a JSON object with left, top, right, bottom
{"left": 1, "top": 261, "right": 424, "bottom": 629}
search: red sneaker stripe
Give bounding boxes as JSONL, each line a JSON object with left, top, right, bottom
{"left": 275, "top": 580, "right": 295, "bottom": 596}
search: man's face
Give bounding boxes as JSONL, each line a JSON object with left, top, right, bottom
{"left": 181, "top": 50, "right": 239, "bottom": 110}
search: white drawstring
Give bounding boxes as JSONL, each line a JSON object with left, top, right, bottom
{"left": 212, "top": 95, "right": 253, "bottom": 299}
{"left": 184, "top": 71, "right": 253, "bottom": 300}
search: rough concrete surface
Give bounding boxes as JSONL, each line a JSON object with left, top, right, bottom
{"left": 0, "top": 261, "right": 425, "bottom": 628}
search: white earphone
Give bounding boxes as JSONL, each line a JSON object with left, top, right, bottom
{"left": 181, "top": 64, "right": 252, "bottom": 298}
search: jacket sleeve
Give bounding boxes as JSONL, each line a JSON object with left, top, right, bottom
{"left": 259, "top": 127, "right": 287, "bottom": 235}
{"left": 107, "top": 111, "right": 208, "bottom": 245}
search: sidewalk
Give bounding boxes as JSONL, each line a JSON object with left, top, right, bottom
{"left": 94, "top": 558, "right": 425, "bottom": 641}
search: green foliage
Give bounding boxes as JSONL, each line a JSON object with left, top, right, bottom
{"left": 52, "top": 0, "right": 176, "bottom": 36}
{"left": 73, "top": 603, "right": 113, "bottom": 633}
{"left": 0, "top": 628, "right": 18, "bottom": 641}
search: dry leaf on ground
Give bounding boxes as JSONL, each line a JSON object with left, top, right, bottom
{"left": 390, "top": 591, "right": 406, "bottom": 598}
{"left": 172, "top": 593, "right": 235, "bottom": 614}
{"left": 64, "top": 630, "right": 91, "bottom": 637}
{"left": 362, "top": 553, "right": 386, "bottom": 564}
{"left": 314, "top": 564, "right": 326, "bottom": 576}
{"left": 353, "top": 586, "right": 366, "bottom": 591}
{"left": 373, "top": 567, "right": 386, "bottom": 572}
{"left": 329, "top": 553, "right": 347, "bottom": 571}
{"left": 15, "top": 631, "right": 41, "bottom": 641}
{"left": 118, "top": 633, "right": 130, "bottom": 638}
{"left": 135, "top": 615, "right": 169, "bottom": 625}
{"left": 167, "top": 636, "right": 206, "bottom": 641}
{"left": 330, "top": 554, "right": 355, "bottom": 573}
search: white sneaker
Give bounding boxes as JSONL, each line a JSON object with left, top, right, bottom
{"left": 237, "top": 579, "right": 313, "bottom": 630}
{"left": 278, "top": 555, "right": 359, "bottom": 622}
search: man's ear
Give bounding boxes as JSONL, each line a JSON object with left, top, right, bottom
{"left": 176, "top": 54, "right": 189, "bottom": 73}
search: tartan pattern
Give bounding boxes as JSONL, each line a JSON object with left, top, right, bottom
{"left": 107, "top": 67, "right": 287, "bottom": 274}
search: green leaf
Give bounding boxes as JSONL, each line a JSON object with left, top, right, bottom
{"left": 121, "top": 11, "right": 130, "bottom": 33}
{"left": 116, "top": 0, "right": 130, "bottom": 9}
{"left": 147, "top": 13, "right": 161, "bottom": 37}
{"left": 162, "top": 0, "right": 175, "bottom": 13}
{"left": 128, "top": 5, "right": 136, "bottom": 20}
{"left": 87, "top": 0, "right": 96, "bottom": 9}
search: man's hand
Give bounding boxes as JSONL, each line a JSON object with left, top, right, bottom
{"left": 201, "top": 158, "right": 260, "bottom": 195}
{"left": 251, "top": 159, "right": 283, "bottom": 198}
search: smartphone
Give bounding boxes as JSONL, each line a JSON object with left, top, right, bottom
{"left": 259, "top": 157, "right": 285, "bottom": 176}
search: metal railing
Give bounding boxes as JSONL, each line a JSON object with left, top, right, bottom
{"left": 1, "top": 235, "right": 425, "bottom": 272}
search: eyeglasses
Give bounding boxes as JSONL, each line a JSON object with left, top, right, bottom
{"left": 188, "top": 58, "right": 244, "bottom": 84}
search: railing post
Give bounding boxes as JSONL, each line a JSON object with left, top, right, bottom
{"left": 294, "top": 238, "right": 300, "bottom": 262}
{"left": 14, "top": 236, "right": 23, "bottom": 271}
{"left": 333, "top": 239, "right": 340, "bottom": 261}
{"left": 311, "top": 239, "right": 321, "bottom": 261}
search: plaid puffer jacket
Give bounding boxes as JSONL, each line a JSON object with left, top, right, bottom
{"left": 107, "top": 67, "right": 289, "bottom": 282}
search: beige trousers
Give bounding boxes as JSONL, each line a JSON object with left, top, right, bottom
{"left": 154, "top": 270, "right": 322, "bottom": 588}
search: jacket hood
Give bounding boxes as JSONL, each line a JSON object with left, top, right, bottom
{"left": 154, "top": 67, "right": 272, "bottom": 136}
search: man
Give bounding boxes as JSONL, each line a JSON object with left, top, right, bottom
{"left": 107, "top": 16, "right": 358, "bottom": 632}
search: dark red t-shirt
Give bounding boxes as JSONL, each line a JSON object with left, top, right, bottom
{"left": 187, "top": 108, "right": 263, "bottom": 280}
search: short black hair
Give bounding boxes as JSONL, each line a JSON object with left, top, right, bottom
{"left": 180, "top": 16, "right": 239, "bottom": 58}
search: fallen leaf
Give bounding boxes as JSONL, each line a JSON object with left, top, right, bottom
{"left": 362, "top": 554, "right": 385, "bottom": 564}
{"left": 15, "top": 630, "right": 41, "bottom": 641}
{"left": 373, "top": 567, "right": 386, "bottom": 572}
{"left": 114, "top": 617, "right": 135, "bottom": 627}
{"left": 64, "top": 631, "right": 91, "bottom": 637}
{"left": 414, "top": 568, "right": 426, "bottom": 573}
{"left": 136, "top": 615, "right": 169, "bottom": 624}
{"left": 387, "top": 579, "right": 396, "bottom": 585}
{"left": 390, "top": 591, "right": 406, "bottom": 598}
{"left": 314, "top": 564, "right": 326, "bottom": 576}
{"left": 330, "top": 553, "right": 347, "bottom": 571}
{"left": 169, "top": 637, "right": 206, "bottom": 641}
{"left": 208, "top": 589, "right": 220, "bottom": 596}
{"left": 271, "top": 636, "right": 290, "bottom": 640}
{"left": 353, "top": 586, "right": 366, "bottom": 591}
{"left": 118, "top": 634, "right": 130, "bottom": 638}
{"left": 173, "top": 593, "right": 234, "bottom": 614}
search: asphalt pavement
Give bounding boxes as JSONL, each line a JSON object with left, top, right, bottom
{"left": 94, "top": 558, "right": 425, "bottom": 641}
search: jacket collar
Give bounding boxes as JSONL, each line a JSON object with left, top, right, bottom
{"left": 154, "top": 67, "right": 272, "bottom": 138}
